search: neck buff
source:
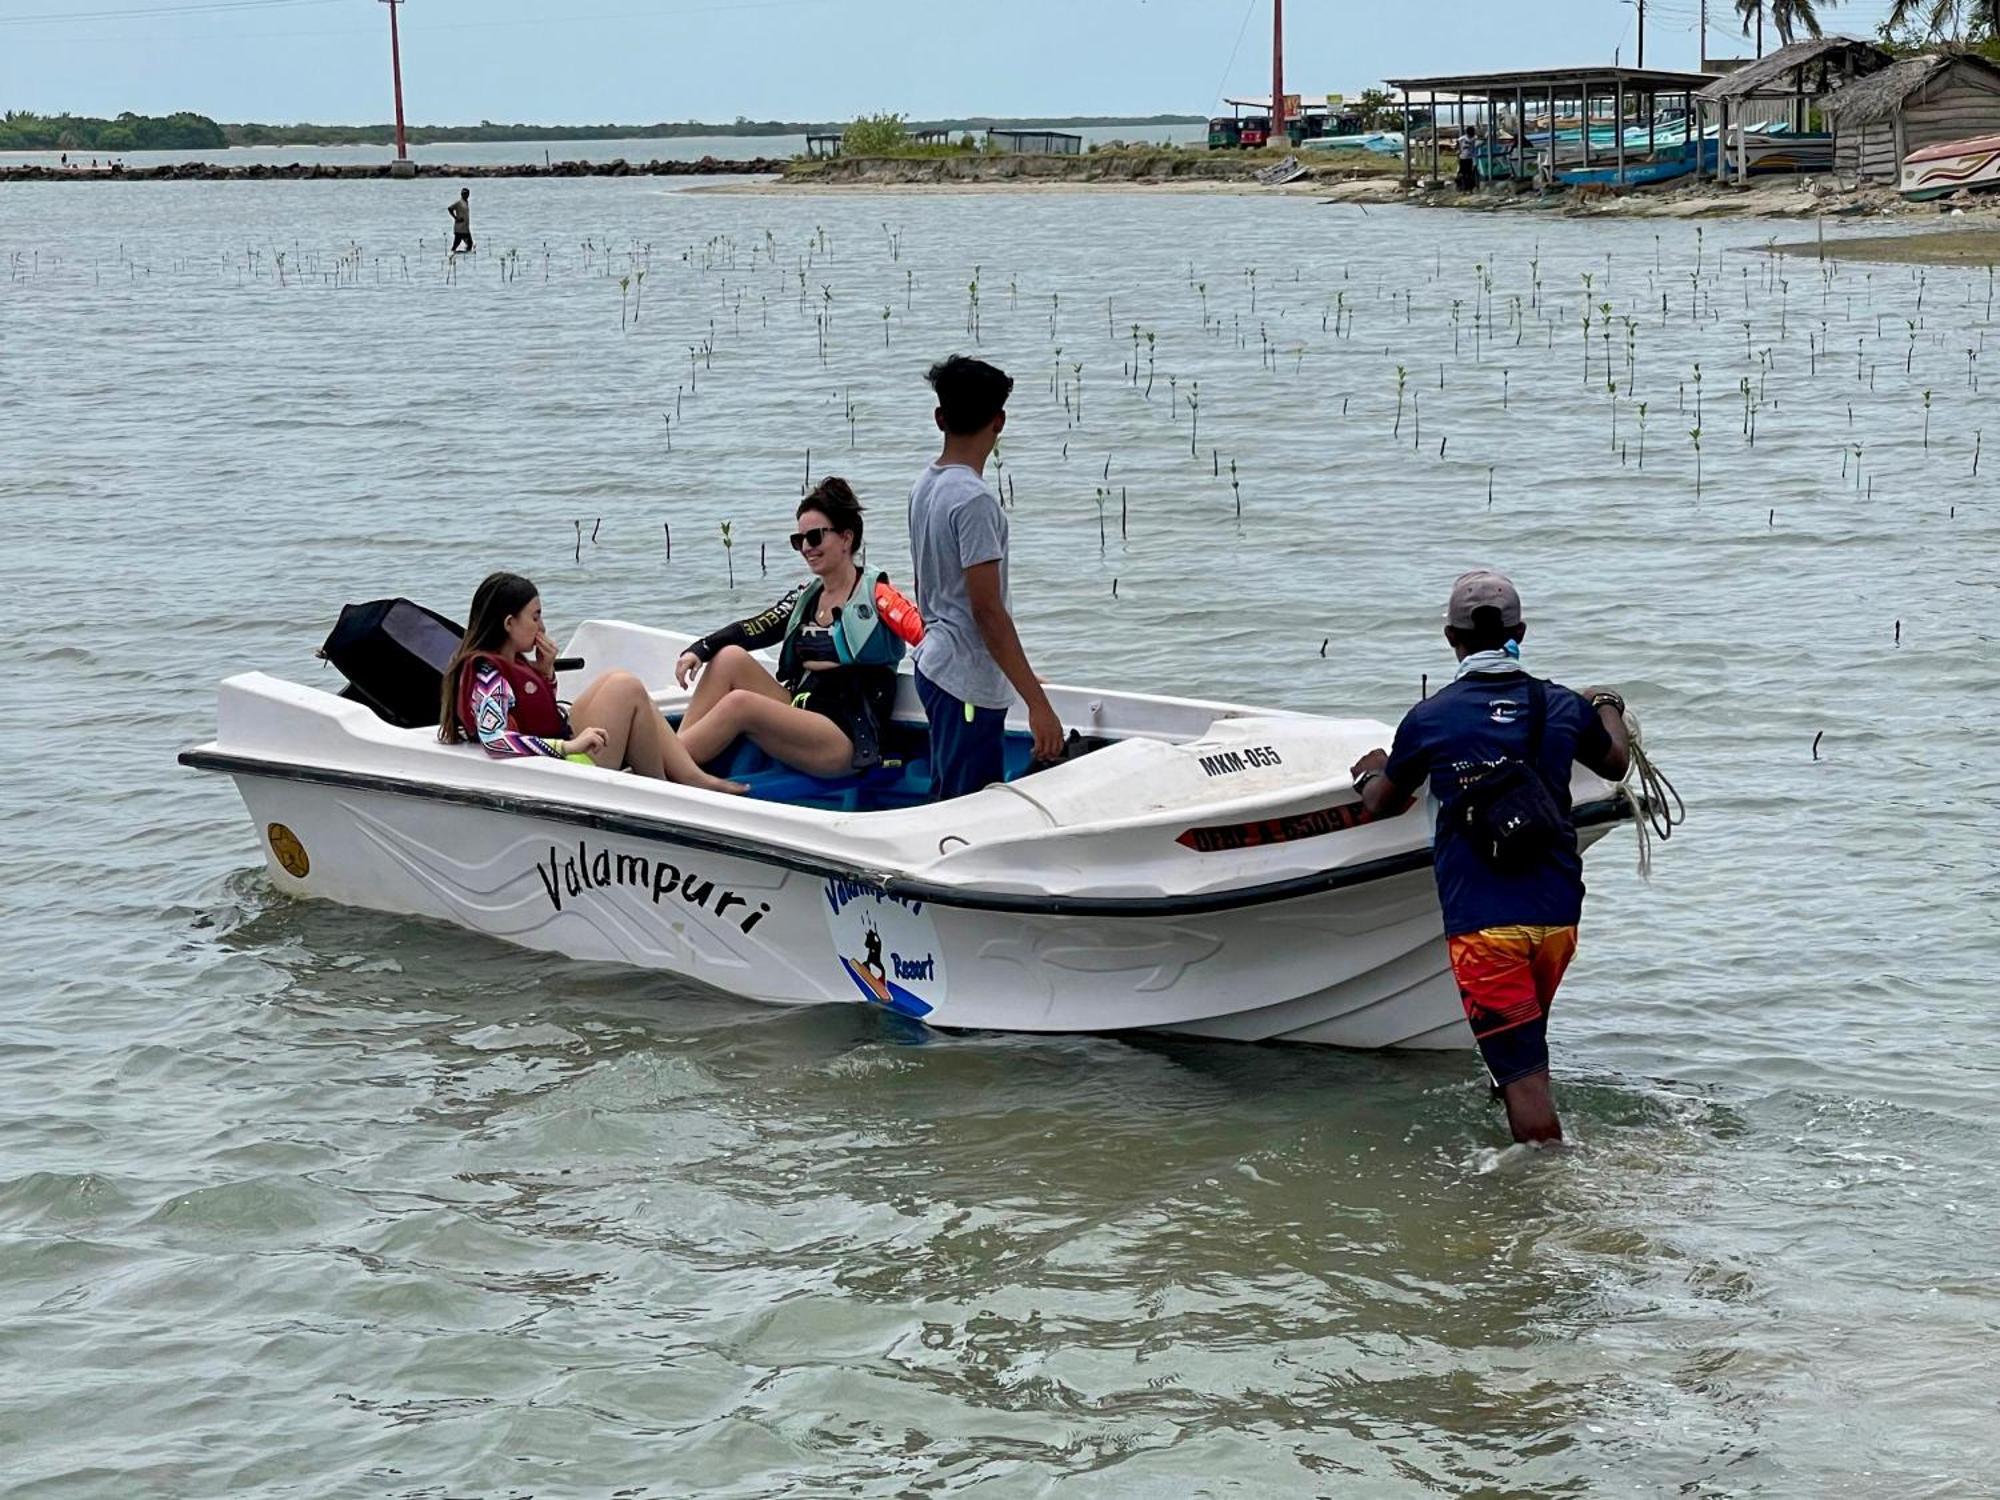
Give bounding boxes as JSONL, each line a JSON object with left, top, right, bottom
{"left": 1454, "top": 640, "right": 1523, "bottom": 680}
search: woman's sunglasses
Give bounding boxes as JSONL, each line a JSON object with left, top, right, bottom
{"left": 788, "top": 527, "right": 843, "bottom": 551}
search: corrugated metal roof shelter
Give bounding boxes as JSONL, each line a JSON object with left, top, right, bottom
{"left": 985, "top": 129, "right": 1083, "bottom": 156}
{"left": 1382, "top": 65, "right": 1715, "bottom": 188}
{"left": 1820, "top": 52, "right": 2000, "bottom": 183}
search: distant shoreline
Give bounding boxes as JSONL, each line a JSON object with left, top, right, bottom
{"left": 217, "top": 115, "right": 1204, "bottom": 149}
{"left": 0, "top": 157, "right": 786, "bottom": 183}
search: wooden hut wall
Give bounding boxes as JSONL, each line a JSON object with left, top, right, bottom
{"left": 1833, "top": 59, "right": 2000, "bottom": 182}
{"left": 1833, "top": 122, "right": 1900, "bottom": 181}
{"left": 1901, "top": 63, "right": 2000, "bottom": 154}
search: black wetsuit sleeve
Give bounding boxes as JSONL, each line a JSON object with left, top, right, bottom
{"left": 688, "top": 586, "right": 805, "bottom": 663}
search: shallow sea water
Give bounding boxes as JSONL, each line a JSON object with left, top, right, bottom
{"left": 3, "top": 176, "right": 1997, "bottom": 1497}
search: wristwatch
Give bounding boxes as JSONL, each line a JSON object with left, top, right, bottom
{"left": 1353, "top": 769, "right": 1382, "bottom": 796}
{"left": 1589, "top": 691, "right": 1626, "bottom": 715}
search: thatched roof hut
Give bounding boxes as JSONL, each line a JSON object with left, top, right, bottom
{"left": 1820, "top": 52, "right": 2000, "bottom": 183}
{"left": 1697, "top": 35, "right": 1893, "bottom": 107}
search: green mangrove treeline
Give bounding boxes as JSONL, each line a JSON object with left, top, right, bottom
{"left": 221, "top": 114, "right": 1200, "bottom": 147}
{"left": 0, "top": 110, "right": 226, "bottom": 152}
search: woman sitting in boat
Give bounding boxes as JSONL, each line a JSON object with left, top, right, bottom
{"left": 674, "top": 478, "right": 905, "bottom": 778}
{"left": 441, "top": 571, "right": 745, "bottom": 795}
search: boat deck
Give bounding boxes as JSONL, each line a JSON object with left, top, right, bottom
{"left": 702, "top": 716, "right": 1041, "bottom": 813}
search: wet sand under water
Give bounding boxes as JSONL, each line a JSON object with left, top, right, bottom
{"left": 1775, "top": 224, "right": 2000, "bottom": 264}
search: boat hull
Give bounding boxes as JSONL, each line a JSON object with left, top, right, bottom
{"left": 1901, "top": 134, "right": 2000, "bottom": 200}
{"left": 220, "top": 769, "right": 1557, "bottom": 1049}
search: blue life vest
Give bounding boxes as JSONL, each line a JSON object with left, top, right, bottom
{"left": 783, "top": 571, "right": 906, "bottom": 671}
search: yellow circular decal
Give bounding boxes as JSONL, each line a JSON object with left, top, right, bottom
{"left": 267, "top": 823, "right": 310, "bottom": 879}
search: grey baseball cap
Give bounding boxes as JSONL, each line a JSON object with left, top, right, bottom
{"left": 1446, "top": 569, "right": 1523, "bottom": 628}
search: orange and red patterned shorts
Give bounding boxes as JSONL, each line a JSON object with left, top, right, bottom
{"left": 1446, "top": 924, "right": 1579, "bottom": 1085}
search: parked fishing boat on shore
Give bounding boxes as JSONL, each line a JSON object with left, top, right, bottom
{"left": 181, "top": 618, "right": 1640, "bottom": 1048}
{"left": 1900, "top": 132, "right": 2000, "bottom": 199}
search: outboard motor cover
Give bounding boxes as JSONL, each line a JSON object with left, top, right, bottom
{"left": 320, "top": 598, "right": 463, "bottom": 729}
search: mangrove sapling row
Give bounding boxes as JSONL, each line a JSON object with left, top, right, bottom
{"left": 33, "top": 207, "right": 1990, "bottom": 626}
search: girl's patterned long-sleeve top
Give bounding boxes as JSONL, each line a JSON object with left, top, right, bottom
{"left": 686, "top": 585, "right": 807, "bottom": 666}
{"left": 468, "top": 660, "right": 563, "bottom": 759}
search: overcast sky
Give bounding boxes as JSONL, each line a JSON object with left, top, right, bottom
{"left": 2, "top": 0, "right": 1910, "bottom": 124}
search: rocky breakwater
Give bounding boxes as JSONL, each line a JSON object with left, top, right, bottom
{"left": 0, "top": 156, "right": 786, "bottom": 183}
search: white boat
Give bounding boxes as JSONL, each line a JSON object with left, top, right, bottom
{"left": 1900, "top": 132, "right": 2000, "bottom": 200}
{"left": 180, "top": 620, "right": 1634, "bottom": 1048}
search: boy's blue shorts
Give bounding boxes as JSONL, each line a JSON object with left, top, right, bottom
{"left": 916, "top": 670, "right": 1007, "bottom": 802}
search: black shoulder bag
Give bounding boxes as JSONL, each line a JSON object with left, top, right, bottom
{"left": 1450, "top": 678, "right": 1568, "bottom": 874}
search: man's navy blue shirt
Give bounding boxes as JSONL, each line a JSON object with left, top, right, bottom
{"left": 1383, "top": 672, "right": 1612, "bottom": 937}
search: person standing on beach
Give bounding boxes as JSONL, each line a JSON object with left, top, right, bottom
{"left": 1348, "top": 571, "right": 1630, "bottom": 1146}
{"left": 447, "top": 187, "right": 474, "bottom": 253}
{"left": 906, "top": 355, "right": 1064, "bottom": 800}
{"left": 1455, "top": 125, "right": 1480, "bottom": 191}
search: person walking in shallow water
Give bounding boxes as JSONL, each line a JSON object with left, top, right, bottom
{"left": 447, "top": 187, "right": 474, "bottom": 253}
{"left": 1349, "top": 571, "right": 1629, "bottom": 1146}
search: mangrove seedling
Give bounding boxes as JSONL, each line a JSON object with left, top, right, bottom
{"left": 720, "top": 521, "right": 735, "bottom": 589}
{"left": 1923, "top": 390, "right": 1933, "bottom": 449}
{"left": 1689, "top": 426, "right": 1703, "bottom": 497}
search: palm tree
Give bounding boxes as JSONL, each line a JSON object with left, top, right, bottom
{"left": 1885, "top": 0, "right": 2000, "bottom": 42}
{"left": 1734, "top": 0, "right": 1836, "bottom": 53}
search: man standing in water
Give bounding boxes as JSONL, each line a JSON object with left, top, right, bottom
{"left": 1349, "top": 571, "right": 1629, "bottom": 1145}
{"left": 447, "top": 187, "right": 474, "bottom": 253}
{"left": 907, "top": 355, "right": 1064, "bottom": 800}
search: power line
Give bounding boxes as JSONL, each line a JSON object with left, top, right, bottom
{"left": 0, "top": 0, "right": 343, "bottom": 25}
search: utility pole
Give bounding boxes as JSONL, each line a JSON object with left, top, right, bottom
{"left": 381, "top": 0, "right": 414, "bottom": 177}
{"left": 1699, "top": 0, "right": 1708, "bottom": 71}
{"left": 1271, "top": 0, "right": 1286, "bottom": 148}
{"left": 1638, "top": 0, "right": 1646, "bottom": 68}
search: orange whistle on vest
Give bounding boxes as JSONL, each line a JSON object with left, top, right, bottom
{"left": 874, "top": 579, "right": 925, "bottom": 646}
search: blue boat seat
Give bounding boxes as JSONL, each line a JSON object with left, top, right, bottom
{"left": 681, "top": 715, "right": 1038, "bottom": 812}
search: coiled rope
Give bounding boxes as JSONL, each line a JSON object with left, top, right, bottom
{"left": 1617, "top": 707, "right": 1685, "bottom": 881}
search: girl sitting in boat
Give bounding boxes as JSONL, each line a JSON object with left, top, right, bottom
{"left": 674, "top": 479, "right": 906, "bottom": 778}
{"left": 441, "top": 572, "right": 745, "bottom": 794}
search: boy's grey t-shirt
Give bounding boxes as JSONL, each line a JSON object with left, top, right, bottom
{"left": 908, "top": 461, "right": 1011, "bottom": 709}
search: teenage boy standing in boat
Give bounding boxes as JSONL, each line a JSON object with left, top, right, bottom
{"left": 1349, "top": 571, "right": 1630, "bottom": 1145}
{"left": 907, "top": 355, "right": 1064, "bottom": 800}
